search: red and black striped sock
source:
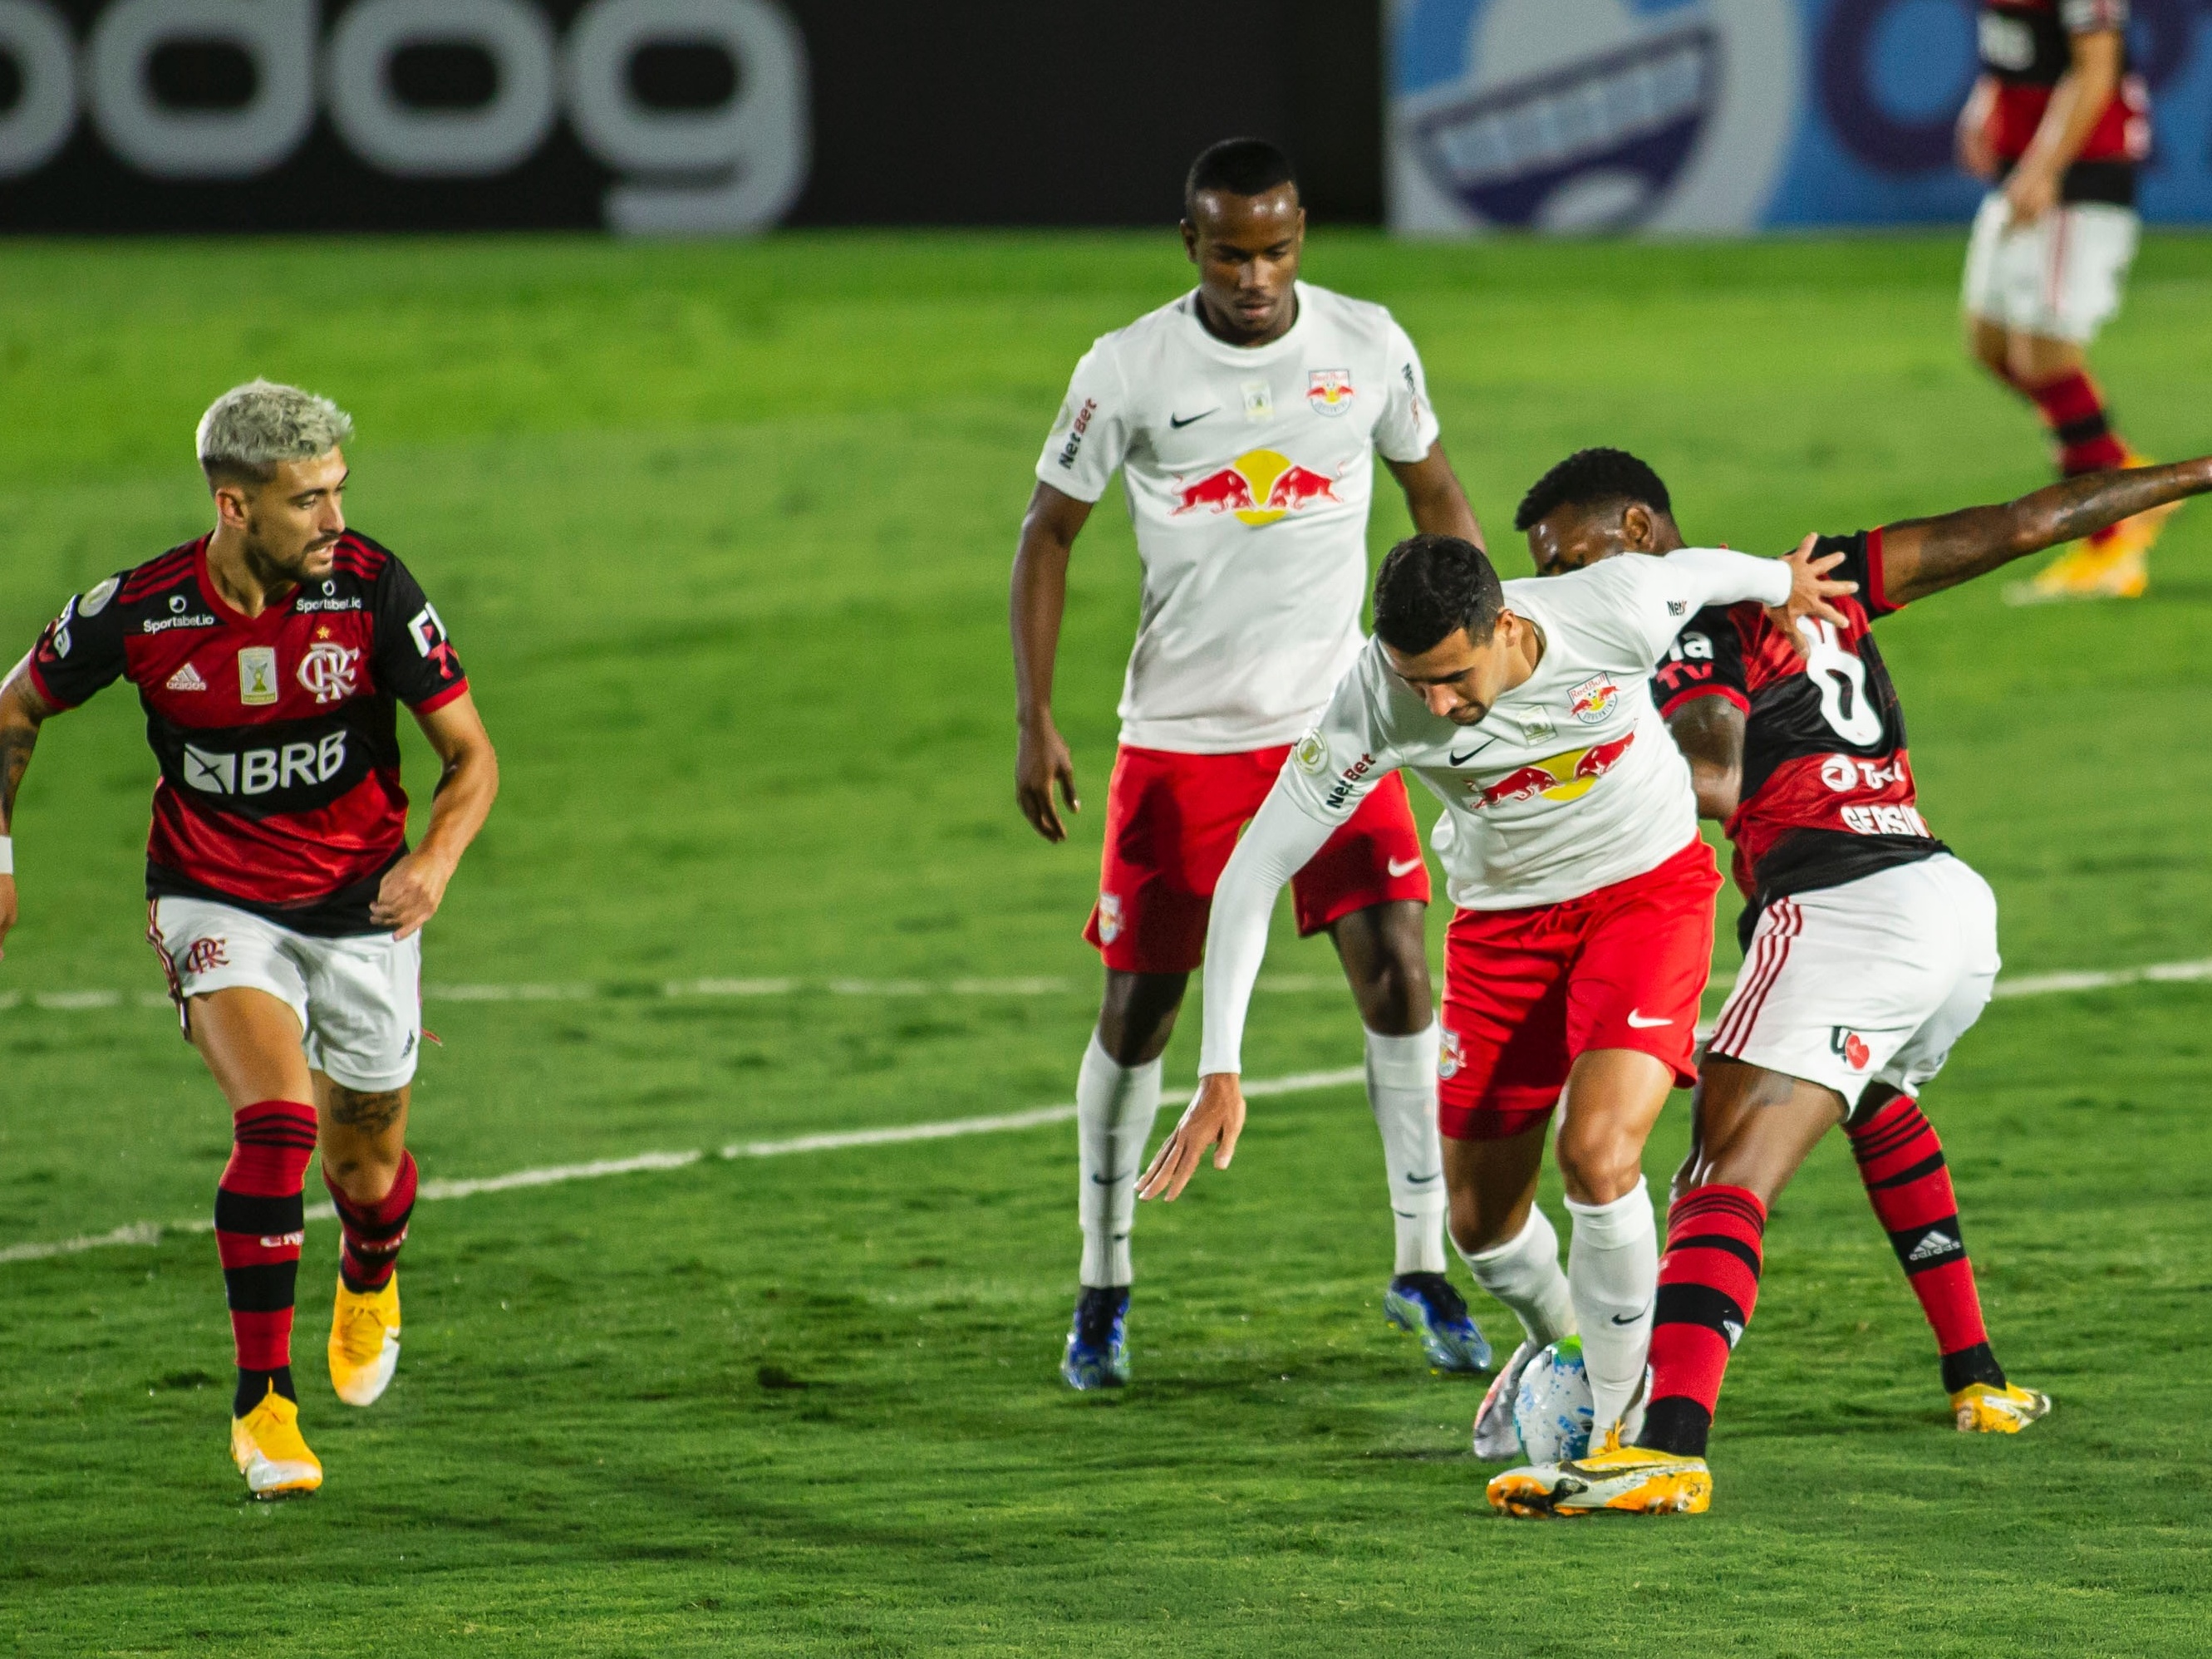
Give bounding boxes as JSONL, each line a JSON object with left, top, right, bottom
{"left": 1847, "top": 1096, "right": 2006, "bottom": 1394}
{"left": 214, "top": 1099, "right": 319, "bottom": 1418}
{"left": 2024, "top": 370, "right": 2129, "bottom": 477}
{"left": 1637, "top": 1185, "right": 1766, "bottom": 1458}
{"left": 325, "top": 1151, "right": 419, "bottom": 1294}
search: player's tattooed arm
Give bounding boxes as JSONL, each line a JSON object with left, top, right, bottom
{"left": 1665, "top": 695, "right": 1744, "bottom": 823}
{"left": 1011, "top": 482, "right": 1094, "bottom": 842}
{"left": 1385, "top": 442, "right": 1485, "bottom": 549}
{"left": 1877, "top": 456, "right": 2212, "bottom": 606}
{"left": 0, "top": 660, "right": 57, "bottom": 957}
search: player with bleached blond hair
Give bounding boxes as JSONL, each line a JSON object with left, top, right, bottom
{"left": 0, "top": 380, "right": 497, "bottom": 1497}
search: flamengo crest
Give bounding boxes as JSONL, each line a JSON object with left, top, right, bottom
{"left": 297, "top": 641, "right": 361, "bottom": 705}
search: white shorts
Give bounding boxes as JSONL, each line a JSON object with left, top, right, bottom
{"left": 149, "top": 896, "right": 423, "bottom": 1092}
{"left": 1708, "top": 854, "right": 1999, "bottom": 1107}
{"left": 1962, "top": 192, "right": 2139, "bottom": 344}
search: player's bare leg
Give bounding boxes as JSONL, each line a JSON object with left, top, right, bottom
{"left": 313, "top": 1074, "right": 418, "bottom": 1406}
{"left": 1969, "top": 320, "right": 2173, "bottom": 601}
{"left": 189, "top": 988, "right": 324, "bottom": 1496}
{"left": 1064, "top": 969, "right": 1183, "bottom": 1389}
{"left": 1330, "top": 901, "right": 1488, "bottom": 1372}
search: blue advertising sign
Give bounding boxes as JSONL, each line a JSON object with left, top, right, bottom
{"left": 1388, "top": 0, "right": 2212, "bottom": 233}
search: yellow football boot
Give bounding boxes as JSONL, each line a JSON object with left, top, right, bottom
{"left": 2010, "top": 453, "right": 2175, "bottom": 604}
{"left": 230, "top": 1383, "right": 322, "bottom": 1499}
{"left": 1487, "top": 1428, "right": 1712, "bottom": 1519}
{"left": 328, "top": 1273, "right": 401, "bottom": 1406}
{"left": 1952, "top": 1381, "right": 2052, "bottom": 1434}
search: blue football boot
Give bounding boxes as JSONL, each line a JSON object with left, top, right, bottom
{"left": 1060, "top": 1286, "right": 1132, "bottom": 1390}
{"left": 1384, "top": 1271, "right": 1493, "bottom": 1374}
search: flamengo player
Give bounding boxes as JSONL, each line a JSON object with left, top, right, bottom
{"left": 1012, "top": 139, "right": 1490, "bottom": 1388}
{"left": 1138, "top": 533, "right": 1851, "bottom": 1514}
{"left": 0, "top": 382, "right": 497, "bottom": 1496}
{"left": 1959, "top": 0, "right": 2171, "bottom": 601}
{"left": 1492, "top": 445, "right": 2212, "bottom": 1518}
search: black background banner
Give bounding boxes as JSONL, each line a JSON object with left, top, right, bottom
{"left": 0, "top": 0, "right": 1383, "bottom": 233}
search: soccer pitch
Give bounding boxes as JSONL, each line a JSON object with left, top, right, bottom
{"left": 2, "top": 232, "right": 2210, "bottom": 1654}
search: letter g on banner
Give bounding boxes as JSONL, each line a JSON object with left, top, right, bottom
{"left": 566, "top": 0, "right": 810, "bottom": 235}
{"left": 87, "top": 0, "right": 314, "bottom": 177}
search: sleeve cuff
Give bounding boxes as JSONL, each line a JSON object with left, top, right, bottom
{"left": 1659, "top": 683, "right": 1749, "bottom": 721}
{"left": 23, "top": 658, "right": 76, "bottom": 712}
{"left": 1865, "top": 526, "right": 1900, "bottom": 616}
{"left": 1033, "top": 466, "right": 1104, "bottom": 505}
{"left": 410, "top": 678, "right": 470, "bottom": 714}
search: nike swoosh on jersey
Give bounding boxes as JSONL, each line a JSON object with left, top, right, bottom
{"left": 1625, "top": 1010, "right": 1672, "bottom": 1028}
{"left": 1448, "top": 738, "right": 1499, "bottom": 764}
{"left": 1387, "top": 856, "right": 1423, "bottom": 878}
{"left": 1168, "top": 409, "right": 1219, "bottom": 429}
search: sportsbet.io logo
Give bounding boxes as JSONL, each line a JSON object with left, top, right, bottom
{"left": 0, "top": 0, "right": 810, "bottom": 234}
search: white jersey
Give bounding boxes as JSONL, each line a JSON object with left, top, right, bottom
{"left": 1035, "top": 281, "right": 1441, "bottom": 753}
{"left": 1195, "top": 549, "right": 1794, "bottom": 1076}
{"left": 1277, "top": 550, "right": 1794, "bottom": 911}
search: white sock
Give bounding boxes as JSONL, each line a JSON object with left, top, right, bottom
{"left": 1457, "top": 1204, "right": 1575, "bottom": 1348}
{"left": 1565, "top": 1179, "right": 1659, "bottom": 1439}
{"left": 1076, "top": 1032, "right": 1163, "bottom": 1288}
{"left": 1364, "top": 1024, "right": 1448, "bottom": 1275}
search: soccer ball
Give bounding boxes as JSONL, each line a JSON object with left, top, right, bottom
{"left": 1512, "top": 1336, "right": 1595, "bottom": 1464}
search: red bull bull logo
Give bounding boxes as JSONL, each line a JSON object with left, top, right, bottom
{"left": 1467, "top": 731, "right": 1636, "bottom": 810}
{"left": 1171, "top": 449, "right": 1344, "bottom": 526}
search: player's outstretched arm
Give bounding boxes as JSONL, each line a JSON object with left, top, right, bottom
{"left": 0, "top": 659, "right": 58, "bottom": 960}
{"left": 1385, "top": 442, "right": 1485, "bottom": 548}
{"left": 1876, "top": 457, "right": 2212, "bottom": 606}
{"left": 371, "top": 690, "right": 499, "bottom": 941}
{"left": 1138, "top": 787, "right": 1334, "bottom": 1202}
{"left": 1010, "top": 482, "right": 1094, "bottom": 843}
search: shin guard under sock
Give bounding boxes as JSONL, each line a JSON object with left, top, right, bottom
{"left": 1640, "top": 1185, "right": 1766, "bottom": 1457}
{"left": 1848, "top": 1097, "right": 2004, "bottom": 1393}
{"left": 1565, "top": 1179, "right": 1659, "bottom": 1438}
{"left": 325, "top": 1151, "right": 419, "bottom": 1294}
{"left": 215, "top": 1099, "right": 318, "bottom": 1417}
{"left": 1365, "top": 1025, "right": 1448, "bottom": 1275}
{"left": 1457, "top": 1204, "right": 1575, "bottom": 1349}
{"left": 1075, "top": 1033, "right": 1163, "bottom": 1288}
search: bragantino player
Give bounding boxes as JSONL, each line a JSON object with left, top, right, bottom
{"left": 1958, "top": 0, "right": 2175, "bottom": 600}
{"left": 0, "top": 381, "right": 498, "bottom": 1497}
{"left": 1139, "top": 533, "right": 1851, "bottom": 1485}
{"left": 1485, "top": 445, "right": 2212, "bottom": 1518}
{"left": 1011, "top": 138, "right": 1491, "bottom": 1388}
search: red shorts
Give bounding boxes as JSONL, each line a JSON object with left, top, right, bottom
{"left": 1084, "top": 743, "right": 1431, "bottom": 975}
{"left": 1436, "top": 837, "right": 1721, "bottom": 1142}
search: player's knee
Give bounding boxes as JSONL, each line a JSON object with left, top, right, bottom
{"left": 1552, "top": 1123, "right": 1641, "bottom": 1205}
{"left": 1446, "top": 1187, "right": 1518, "bottom": 1255}
{"left": 322, "top": 1149, "right": 401, "bottom": 1206}
{"left": 1096, "top": 974, "right": 1187, "bottom": 1067}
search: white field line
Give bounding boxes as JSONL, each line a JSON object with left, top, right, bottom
{"left": 1, "top": 956, "right": 2205, "bottom": 1269}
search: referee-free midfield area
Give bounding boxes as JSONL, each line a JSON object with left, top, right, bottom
{"left": 1, "top": 233, "right": 2209, "bottom": 1653}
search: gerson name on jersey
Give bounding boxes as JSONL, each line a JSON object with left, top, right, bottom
{"left": 27, "top": 531, "right": 467, "bottom": 934}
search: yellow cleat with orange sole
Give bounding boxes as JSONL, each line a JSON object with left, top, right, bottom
{"left": 1487, "top": 1428, "right": 1711, "bottom": 1519}
{"left": 1952, "top": 1381, "right": 2052, "bottom": 1434}
{"left": 230, "top": 1382, "right": 322, "bottom": 1499}
{"left": 328, "top": 1273, "right": 401, "bottom": 1407}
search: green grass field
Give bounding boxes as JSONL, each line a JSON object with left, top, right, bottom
{"left": 2, "top": 232, "right": 2210, "bottom": 1656}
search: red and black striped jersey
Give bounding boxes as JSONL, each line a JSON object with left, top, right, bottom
{"left": 1979, "top": 0, "right": 2149, "bottom": 204}
{"left": 1649, "top": 531, "right": 1946, "bottom": 945}
{"left": 26, "top": 531, "right": 467, "bottom": 935}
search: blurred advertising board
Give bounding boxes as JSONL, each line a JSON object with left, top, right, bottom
{"left": 1388, "top": 0, "right": 2212, "bottom": 233}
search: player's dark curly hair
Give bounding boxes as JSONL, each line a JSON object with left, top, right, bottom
{"left": 1372, "top": 535, "right": 1506, "bottom": 655}
{"left": 1513, "top": 447, "right": 1672, "bottom": 532}
{"left": 1184, "top": 138, "right": 1298, "bottom": 218}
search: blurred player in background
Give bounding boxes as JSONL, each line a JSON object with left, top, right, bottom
{"left": 1493, "top": 445, "right": 2212, "bottom": 1517}
{"left": 1139, "top": 533, "right": 1851, "bottom": 1514}
{"left": 0, "top": 381, "right": 497, "bottom": 1496}
{"left": 1011, "top": 139, "right": 1489, "bottom": 1389}
{"left": 1959, "top": 0, "right": 2174, "bottom": 600}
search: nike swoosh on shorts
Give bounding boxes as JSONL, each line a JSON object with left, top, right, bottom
{"left": 1387, "top": 856, "right": 1423, "bottom": 878}
{"left": 1625, "top": 1010, "right": 1671, "bottom": 1028}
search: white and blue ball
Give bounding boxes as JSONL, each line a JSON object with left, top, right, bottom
{"left": 1512, "top": 1336, "right": 1595, "bottom": 1464}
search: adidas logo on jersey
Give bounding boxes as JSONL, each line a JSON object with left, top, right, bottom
{"left": 165, "top": 662, "right": 207, "bottom": 692}
{"left": 1905, "top": 1229, "right": 1961, "bottom": 1264}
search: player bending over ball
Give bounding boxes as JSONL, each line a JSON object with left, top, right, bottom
{"left": 1012, "top": 139, "right": 1490, "bottom": 1387}
{"left": 1958, "top": 0, "right": 2174, "bottom": 601}
{"left": 1482, "top": 444, "right": 2212, "bottom": 1518}
{"left": 1138, "top": 533, "right": 1851, "bottom": 1508}
{"left": 0, "top": 381, "right": 497, "bottom": 1498}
